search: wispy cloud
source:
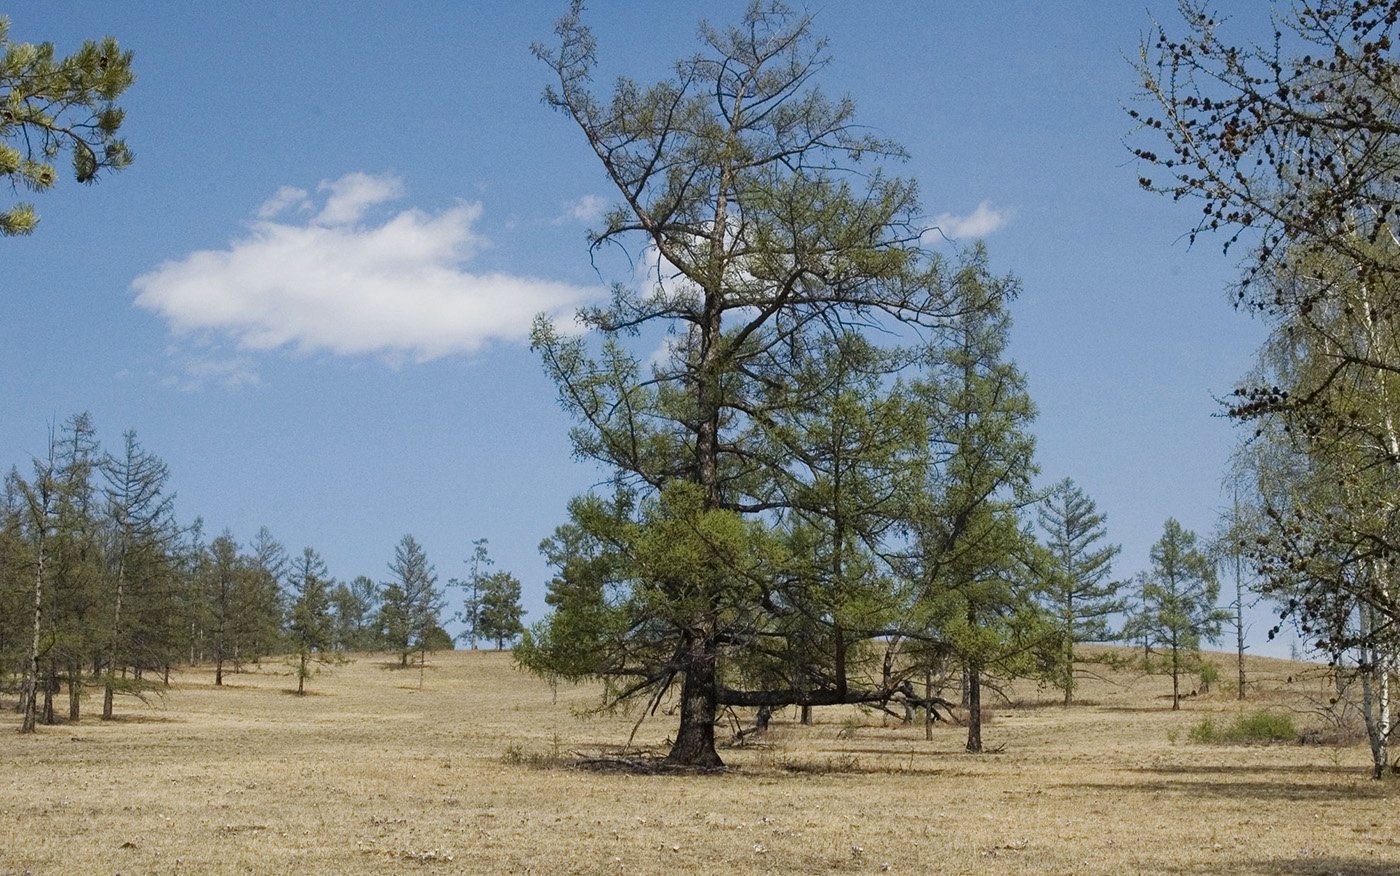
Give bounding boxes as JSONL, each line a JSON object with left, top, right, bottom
{"left": 556, "top": 194, "right": 607, "bottom": 225}
{"left": 161, "top": 353, "right": 264, "bottom": 392}
{"left": 925, "top": 201, "right": 1014, "bottom": 242}
{"left": 133, "top": 172, "right": 597, "bottom": 362}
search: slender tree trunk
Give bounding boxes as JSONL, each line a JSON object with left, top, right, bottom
{"left": 21, "top": 536, "right": 46, "bottom": 734}
{"left": 103, "top": 555, "right": 126, "bottom": 721}
{"left": 297, "top": 652, "right": 307, "bottom": 695}
{"left": 965, "top": 660, "right": 983, "bottom": 753}
{"left": 215, "top": 658, "right": 224, "bottom": 686}
{"left": 1063, "top": 633, "right": 1074, "bottom": 708}
{"left": 68, "top": 663, "right": 81, "bottom": 722}
{"left": 666, "top": 631, "right": 723, "bottom": 768}
{"left": 924, "top": 667, "right": 934, "bottom": 741}
{"left": 41, "top": 664, "right": 57, "bottom": 725}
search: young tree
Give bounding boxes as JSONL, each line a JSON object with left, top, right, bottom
{"left": 911, "top": 281, "right": 1042, "bottom": 751}
{"left": 199, "top": 531, "right": 279, "bottom": 685}
{"left": 452, "top": 538, "right": 492, "bottom": 650}
{"left": 384, "top": 534, "right": 442, "bottom": 668}
{"left": 100, "top": 430, "right": 177, "bottom": 719}
{"left": 286, "top": 547, "right": 333, "bottom": 695}
{"left": 477, "top": 570, "right": 524, "bottom": 650}
{"left": 1211, "top": 488, "right": 1261, "bottom": 702}
{"left": 44, "top": 413, "right": 104, "bottom": 722}
{"left": 1135, "top": 519, "right": 1231, "bottom": 710}
{"left": 330, "top": 575, "right": 378, "bottom": 652}
{"left": 0, "top": 17, "right": 134, "bottom": 235}
{"left": 1037, "top": 479, "right": 1123, "bottom": 707}
{"left": 9, "top": 443, "right": 58, "bottom": 733}
{"left": 525, "top": 1, "right": 977, "bottom": 768}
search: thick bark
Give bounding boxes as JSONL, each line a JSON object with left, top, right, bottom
{"left": 41, "top": 664, "right": 56, "bottom": 725}
{"left": 665, "top": 632, "right": 723, "bottom": 768}
{"left": 965, "top": 660, "right": 983, "bottom": 753}
{"left": 67, "top": 664, "right": 81, "bottom": 722}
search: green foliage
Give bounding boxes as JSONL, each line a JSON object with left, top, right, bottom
{"left": 381, "top": 534, "right": 443, "bottom": 666}
{"left": 1037, "top": 479, "right": 1123, "bottom": 705}
{"left": 478, "top": 570, "right": 524, "bottom": 649}
{"left": 286, "top": 547, "right": 335, "bottom": 694}
{"left": 1189, "top": 710, "right": 1297, "bottom": 745}
{"left": 0, "top": 16, "right": 134, "bottom": 234}
{"left": 527, "top": 1, "right": 1032, "bottom": 765}
{"left": 1131, "top": 519, "right": 1232, "bottom": 709}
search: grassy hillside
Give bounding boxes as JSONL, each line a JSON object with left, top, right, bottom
{"left": 2, "top": 649, "right": 1396, "bottom": 875}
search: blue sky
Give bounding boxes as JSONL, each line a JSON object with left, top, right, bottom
{"left": 3, "top": 3, "right": 1298, "bottom": 655}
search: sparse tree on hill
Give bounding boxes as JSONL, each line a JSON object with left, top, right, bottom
{"left": 478, "top": 570, "right": 524, "bottom": 650}
{"left": 287, "top": 547, "right": 333, "bottom": 695}
{"left": 1037, "top": 479, "right": 1123, "bottom": 707}
{"left": 384, "top": 534, "right": 442, "bottom": 668}
{"left": 331, "top": 575, "right": 379, "bottom": 652}
{"left": 452, "top": 538, "right": 491, "bottom": 650}
{"left": 0, "top": 16, "right": 135, "bottom": 235}
{"left": 1133, "top": 518, "right": 1230, "bottom": 710}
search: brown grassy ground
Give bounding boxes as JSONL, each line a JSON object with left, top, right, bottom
{"left": 2, "top": 649, "right": 1397, "bottom": 875}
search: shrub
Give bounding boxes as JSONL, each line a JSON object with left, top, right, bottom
{"left": 1228, "top": 710, "right": 1296, "bottom": 743}
{"left": 1188, "top": 710, "right": 1296, "bottom": 744}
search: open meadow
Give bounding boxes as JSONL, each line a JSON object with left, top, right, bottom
{"left": 3, "top": 650, "right": 1397, "bottom": 876}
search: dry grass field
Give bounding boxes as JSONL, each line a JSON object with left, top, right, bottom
{"left": 2, "top": 649, "right": 1397, "bottom": 875}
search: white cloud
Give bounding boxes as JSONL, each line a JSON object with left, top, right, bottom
{"left": 557, "top": 194, "right": 607, "bottom": 225}
{"left": 133, "top": 172, "right": 597, "bottom": 361}
{"left": 925, "top": 201, "right": 1014, "bottom": 242}
{"left": 256, "top": 185, "right": 310, "bottom": 219}
{"left": 315, "top": 172, "right": 404, "bottom": 226}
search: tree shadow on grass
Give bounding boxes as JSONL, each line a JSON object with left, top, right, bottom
{"left": 1167, "top": 856, "right": 1400, "bottom": 876}
{"left": 1074, "top": 769, "right": 1393, "bottom": 802}
{"left": 102, "top": 713, "right": 182, "bottom": 724}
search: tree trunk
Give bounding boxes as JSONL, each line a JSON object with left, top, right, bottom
{"left": 800, "top": 705, "right": 812, "bottom": 725}
{"left": 1235, "top": 548, "right": 1246, "bottom": 701}
{"left": 1063, "top": 634, "right": 1074, "bottom": 708}
{"left": 215, "top": 659, "right": 224, "bottom": 686}
{"left": 103, "top": 556, "right": 126, "bottom": 721}
{"left": 41, "top": 664, "right": 57, "bottom": 725}
{"left": 1362, "top": 656, "right": 1388, "bottom": 779}
{"left": 665, "top": 632, "right": 723, "bottom": 768}
{"left": 21, "top": 537, "right": 46, "bottom": 734}
{"left": 965, "top": 660, "right": 983, "bottom": 753}
{"left": 924, "top": 667, "right": 934, "bottom": 741}
{"left": 68, "top": 664, "right": 81, "bottom": 722}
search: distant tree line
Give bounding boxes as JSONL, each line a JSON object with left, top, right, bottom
{"left": 2, "top": 413, "right": 523, "bottom": 731}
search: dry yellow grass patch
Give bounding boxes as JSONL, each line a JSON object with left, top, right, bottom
{"left": 1, "top": 650, "right": 1396, "bottom": 875}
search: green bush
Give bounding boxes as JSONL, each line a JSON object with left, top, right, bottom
{"left": 1228, "top": 710, "right": 1296, "bottom": 743}
{"left": 1188, "top": 710, "right": 1296, "bottom": 744}
{"left": 1187, "top": 716, "right": 1220, "bottom": 743}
